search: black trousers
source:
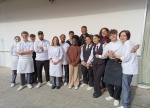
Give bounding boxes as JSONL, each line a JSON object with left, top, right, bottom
{"left": 107, "top": 84, "right": 122, "bottom": 100}
{"left": 31, "top": 59, "right": 37, "bottom": 83}
{"left": 92, "top": 63, "right": 105, "bottom": 95}
{"left": 81, "top": 64, "right": 94, "bottom": 87}
{"left": 36, "top": 60, "right": 50, "bottom": 83}
{"left": 61, "top": 65, "right": 69, "bottom": 83}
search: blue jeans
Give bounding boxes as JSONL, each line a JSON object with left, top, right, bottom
{"left": 122, "top": 74, "right": 133, "bottom": 108}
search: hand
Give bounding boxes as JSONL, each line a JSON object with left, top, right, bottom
{"left": 131, "top": 45, "right": 139, "bottom": 53}
{"left": 104, "top": 42, "right": 108, "bottom": 45}
{"left": 109, "top": 51, "right": 115, "bottom": 58}
{"left": 114, "top": 54, "right": 121, "bottom": 59}
{"left": 18, "top": 51, "right": 23, "bottom": 55}
{"left": 104, "top": 53, "right": 109, "bottom": 58}
{"left": 80, "top": 45, "right": 84, "bottom": 48}
{"left": 95, "top": 54, "right": 99, "bottom": 58}
{"left": 81, "top": 61, "right": 86, "bottom": 66}
{"left": 38, "top": 46, "right": 44, "bottom": 51}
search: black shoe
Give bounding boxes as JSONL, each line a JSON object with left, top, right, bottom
{"left": 51, "top": 86, "right": 56, "bottom": 89}
{"left": 93, "top": 93, "right": 101, "bottom": 98}
{"left": 56, "top": 86, "right": 60, "bottom": 89}
{"left": 93, "top": 92, "right": 96, "bottom": 96}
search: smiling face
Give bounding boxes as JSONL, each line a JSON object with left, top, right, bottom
{"left": 72, "top": 38, "right": 77, "bottom": 46}
{"left": 81, "top": 27, "right": 87, "bottom": 35}
{"left": 85, "top": 37, "right": 92, "bottom": 45}
{"left": 60, "top": 35, "right": 66, "bottom": 42}
{"left": 22, "top": 34, "right": 29, "bottom": 41}
{"left": 119, "top": 32, "right": 128, "bottom": 43}
{"left": 93, "top": 36, "right": 100, "bottom": 45}
{"left": 15, "top": 37, "right": 21, "bottom": 43}
{"left": 53, "top": 37, "right": 59, "bottom": 46}
{"left": 109, "top": 33, "right": 117, "bottom": 42}
{"left": 101, "top": 29, "right": 108, "bottom": 37}
{"left": 38, "top": 34, "right": 44, "bottom": 40}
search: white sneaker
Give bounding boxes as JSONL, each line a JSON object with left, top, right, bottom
{"left": 87, "top": 87, "right": 93, "bottom": 90}
{"left": 27, "top": 84, "right": 32, "bottom": 89}
{"left": 105, "top": 96, "right": 114, "bottom": 101}
{"left": 10, "top": 83, "right": 15, "bottom": 87}
{"left": 68, "top": 86, "right": 72, "bottom": 89}
{"left": 47, "top": 81, "right": 52, "bottom": 87}
{"left": 36, "top": 83, "right": 42, "bottom": 89}
{"left": 114, "top": 100, "right": 120, "bottom": 107}
{"left": 75, "top": 86, "right": 79, "bottom": 90}
{"left": 64, "top": 82, "right": 68, "bottom": 86}
{"left": 80, "top": 83, "right": 86, "bottom": 87}
{"left": 117, "top": 106, "right": 124, "bottom": 108}
{"left": 17, "top": 86, "right": 25, "bottom": 91}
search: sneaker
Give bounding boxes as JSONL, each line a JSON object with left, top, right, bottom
{"left": 105, "top": 96, "right": 114, "bottom": 101}
{"left": 68, "top": 86, "right": 72, "bottom": 89}
{"left": 36, "top": 82, "right": 42, "bottom": 89}
{"left": 10, "top": 83, "right": 15, "bottom": 87}
{"left": 75, "top": 86, "right": 78, "bottom": 90}
{"left": 64, "top": 82, "right": 68, "bottom": 86}
{"left": 80, "top": 83, "right": 86, "bottom": 87}
{"left": 114, "top": 100, "right": 120, "bottom": 107}
{"left": 87, "top": 86, "right": 93, "bottom": 91}
{"left": 117, "top": 106, "right": 124, "bottom": 108}
{"left": 17, "top": 86, "right": 25, "bottom": 91}
{"left": 27, "top": 84, "right": 32, "bottom": 89}
{"left": 47, "top": 81, "right": 52, "bottom": 87}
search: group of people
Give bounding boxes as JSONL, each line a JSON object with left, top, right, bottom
{"left": 10, "top": 26, "right": 139, "bottom": 108}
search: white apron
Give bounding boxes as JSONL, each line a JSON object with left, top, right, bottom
{"left": 17, "top": 56, "right": 34, "bottom": 74}
{"left": 11, "top": 56, "right": 19, "bottom": 70}
{"left": 50, "top": 58, "right": 62, "bottom": 77}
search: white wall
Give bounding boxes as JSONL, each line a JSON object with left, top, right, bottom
{"left": 0, "top": 0, "right": 147, "bottom": 67}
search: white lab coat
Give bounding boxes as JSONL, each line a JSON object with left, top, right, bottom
{"left": 48, "top": 46, "right": 63, "bottom": 77}
{"left": 17, "top": 41, "right": 34, "bottom": 74}
{"left": 60, "top": 42, "right": 70, "bottom": 65}
{"left": 120, "top": 40, "right": 138, "bottom": 75}
{"left": 11, "top": 44, "right": 19, "bottom": 70}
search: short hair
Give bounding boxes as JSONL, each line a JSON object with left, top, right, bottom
{"left": 60, "top": 34, "right": 66, "bottom": 37}
{"left": 21, "top": 31, "right": 29, "bottom": 36}
{"left": 14, "top": 36, "right": 20, "bottom": 39}
{"left": 93, "top": 34, "right": 100, "bottom": 38}
{"left": 30, "top": 34, "right": 36, "bottom": 38}
{"left": 109, "top": 29, "right": 118, "bottom": 35}
{"left": 119, "top": 30, "right": 131, "bottom": 40}
{"left": 51, "top": 36, "right": 60, "bottom": 46}
{"left": 85, "top": 35, "right": 92, "bottom": 40}
{"left": 72, "top": 37, "right": 78, "bottom": 46}
{"left": 69, "top": 31, "right": 74, "bottom": 34}
{"left": 81, "top": 26, "right": 87, "bottom": 29}
{"left": 99, "top": 27, "right": 109, "bottom": 37}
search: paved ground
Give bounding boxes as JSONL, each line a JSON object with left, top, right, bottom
{"left": 0, "top": 67, "right": 150, "bottom": 108}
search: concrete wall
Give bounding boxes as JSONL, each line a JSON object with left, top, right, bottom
{"left": 0, "top": 0, "right": 147, "bottom": 67}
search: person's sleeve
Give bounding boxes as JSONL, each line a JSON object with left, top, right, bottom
{"left": 59, "top": 46, "right": 63, "bottom": 60}
{"left": 120, "top": 41, "right": 133, "bottom": 63}
{"left": 10, "top": 45, "right": 14, "bottom": 56}
{"left": 66, "top": 47, "right": 71, "bottom": 64}
{"left": 87, "top": 46, "right": 94, "bottom": 63}
{"left": 101, "top": 44, "right": 109, "bottom": 58}
{"left": 30, "top": 42, "right": 34, "bottom": 51}
{"left": 74, "top": 47, "right": 81, "bottom": 65}
{"left": 16, "top": 43, "right": 21, "bottom": 52}
{"left": 80, "top": 47, "right": 84, "bottom": 61}
{"left": 43, "top": 41, "right": 50, "bottom": 51}
{"left": 34, "top": 41, "right": 42, "bottom": 53}
{"left": 48, "top": 46, "right": 52, "bottom": 59}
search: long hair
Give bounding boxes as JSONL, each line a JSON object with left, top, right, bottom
{"left": 99, "top": 27, "right": 109, "bottom": 37}
{"left": 51, "top": 36, "right": 60, "bottom": 46}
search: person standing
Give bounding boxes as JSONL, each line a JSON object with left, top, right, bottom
{"left": 103, "top": 29, "right": 123, "bottom": 106}
{"left": 87, "top": 35, "right": 106, "bottom": 98}
{"left": 60, "top": 34, "right": 70, "bottom": 86}
{"left": 67, "top": 38, "right": 81, "bottom": 90}
{"left": 80, "top": 36, "right": 94, "bottom": 90}
{"left": 34, "top": 31, "right": 51, "bottom": 88}
{"left": 10, "top": 36, "right": 21, "bottom": 87}
{"left": 115, "top": 30, "right": 139, "bottom": 108}
{"left": 17, "top": 31, "right": 34, "bottom": 91}
{"left": 30, "top": 34, "right": 37, "bottom": 84}
{"left": 49, "top": 36, "right": 63, "bottom": 89}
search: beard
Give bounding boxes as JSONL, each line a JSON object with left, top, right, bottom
{"left": 39, "top": 37, "right": 44, "bottom": 40}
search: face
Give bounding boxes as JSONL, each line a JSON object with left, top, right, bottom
{"left": 30, "top": 37, "right": 36, "bottom": 42}
{"left": 81, "top": 28, "right": 87, "bottom": 35}
{"left": 119, "top": 32, "right": 128, "bottom": 43}
{"left": 60, "top": 35, "right": 66, "bottom": 42}
{"left": 93, "top": 36, "right": 100, "bottom": 44}
{"left": 15, "top": 37, "right": 21, "bottom": 43}
{"left": 38, "top": 34, "right": 44, "bottom": 40}
{"left": 72, "top": 38, "right": 77, "bottom": 46}
{"left": 69, "top": 33, "right": 74, "bottom": 39}
{"left": 53, "top": 37, "right": 59, "bottom": 45}
{"left": 109, "top": 33, "right": 117, "bottom": 42}
{"left": 85, "top": 37, "right": 92, "bottom": 45}
{"left": 22, "top": 34, "right": 29, "bottom": 41}
{"left": 101, "top": 29, "right": 108, "bottom": 37}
